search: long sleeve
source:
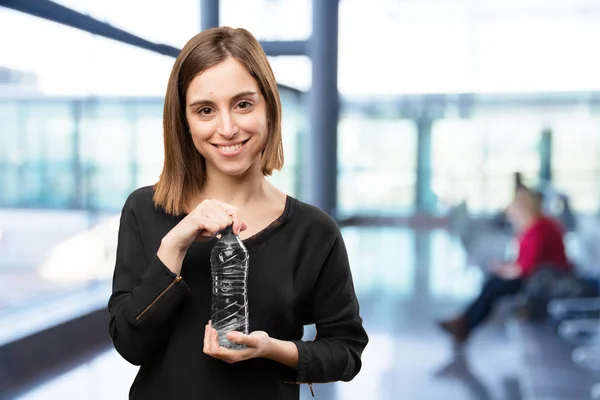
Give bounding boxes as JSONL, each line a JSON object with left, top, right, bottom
{"left": 293, "top": 230, "right": 369, "bottom": 383}
{"left": 107, "top": 195, "right": 190, "bottom": 365}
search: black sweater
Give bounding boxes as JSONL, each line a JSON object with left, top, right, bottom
{"left": 107, "top": 186, "right": 369, "bottom": 399}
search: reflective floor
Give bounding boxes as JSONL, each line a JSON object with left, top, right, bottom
{"left": 15, "top": 228, "right": 525, "bottom": 400}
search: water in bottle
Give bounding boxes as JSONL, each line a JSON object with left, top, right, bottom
{"left": 210, "top": 225, "right": 250, "bottom": 349}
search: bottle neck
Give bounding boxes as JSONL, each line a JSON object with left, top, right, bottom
{"left": 221, "top": 226, "right": 234, "bottom": 235}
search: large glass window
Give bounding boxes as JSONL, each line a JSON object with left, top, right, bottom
{"left": 431, "top": 119, "right": 486, "bottom": 211}
{"left": 342, "top": 227, "right": 415, "bottom": 302}
{"left": 133, "top": 102, "right": 166, "bottom": 188}
{"left": 338, "top": 0, "right": 600, "bottom": 96}
{"left": 431, "top": 115, "right": 541, "bottom": 214}
{"left": 552, "top": 116, "right": 600, "bottom": 213}
{"left": 81, "top": 101, "right": 137, "bottom": 211}
{"left": 221, "top": 0, "right": 311, "bottom": 41}
{"left": 267, "top": 56, "right": 311, "bottom": 93}
{"left": 338, "top": 114, "right": 417, "bottom": 216}
{"left": 20, "top": 102, "right": 77, "bottom": 208}
{"left": 53, "top": 0, "right": 201, "bottom": 48}
{"left": 0, "top": 102, "right": 20, "bottom": 206}
{"left": 0, "top": 7, "right": 174, "bottom": 97}
{"left": 429, "top": 230, "right": 483, "bottom": 300}
{"left": 267, "top": 89, "right": 305, "bottom": 198}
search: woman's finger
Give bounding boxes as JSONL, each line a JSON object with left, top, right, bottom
{"left": 203, "top": 323, "right": 210, "bottom": 354}
{"left": 216, "top": 202, "right": 246, "bottom": 235}
{"left": 197, "top": 217, "right": 221, "bottom": 238}
{"left": 210, "top": 322, "right": 221, "bottom": 354}
{"left": 226, "top": 331, "right": 256, "bottom": 347}
{"left": 203, "top": 203, "right": 232, "bottom": 230}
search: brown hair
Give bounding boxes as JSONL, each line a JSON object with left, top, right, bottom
{"left": 153, "top": 27, "right": 284, "bottom": 215}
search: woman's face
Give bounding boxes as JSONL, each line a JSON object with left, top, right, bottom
{"left": 506, "top": 199, "right": 526, "bottom": 228}
{"left": 506, "top": 190, "right": 535, "bottom": 230}
{"left": 185, "top": 57, "right": 268, "bottom": 178}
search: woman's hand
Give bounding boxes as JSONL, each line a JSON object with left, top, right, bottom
{"left": 168, "top": 199, "right": 246, "bottom": 249}
{"left": 492, "top": 263, "right": 522, "bottom": 280}
{"left": 203, "top": 321, "right": 272, "bottom": 364}
{"left": 489, "top": 260, "right": 504, "bottom": 271}
{"left": 157, "top": 199, "right": 247, "bottom": 275}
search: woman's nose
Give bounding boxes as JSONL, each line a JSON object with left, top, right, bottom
{"left": 217, "top": 112, "right": 239, "bottom": 138}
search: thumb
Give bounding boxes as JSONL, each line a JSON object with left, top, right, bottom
{"left": 227, "top": 331, "right": 256, "bottom": 346}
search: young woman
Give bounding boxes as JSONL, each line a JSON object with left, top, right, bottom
{"left": 108, "top": 27, "right": 368, "bottom": 399}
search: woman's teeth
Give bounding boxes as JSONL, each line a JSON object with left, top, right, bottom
{"left": 218, "top": 142, "right": 244, "bottom": 153}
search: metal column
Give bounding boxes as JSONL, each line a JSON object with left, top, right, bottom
{"left": 540, "top": 127, "right": 553, "bottom": 185}
{"left": 72, "top": 100, "right": 84, "bottom": 209}
{"left": 200, "top": 0, "right": 219, "bottom": 31}
{"left": 416, "top": 117, "right": 433, "bottom": 212}
{"left": 305, "top": 0, "right": 340, "bottom": 217}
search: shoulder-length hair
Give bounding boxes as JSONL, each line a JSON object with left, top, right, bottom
{"left": 153, "top": 27, "right": 284, "bottom": 215}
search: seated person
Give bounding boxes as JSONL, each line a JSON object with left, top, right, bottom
{"left": 438, "top": 186, "right": 570, "bottom": 344}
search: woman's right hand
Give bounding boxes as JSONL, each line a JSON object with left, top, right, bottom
{"left": 157, "top": 199, "right": 247, "bottom": 275}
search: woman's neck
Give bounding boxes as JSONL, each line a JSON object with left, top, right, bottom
{"left": 199, "top": 163, "right": 270, "bottom": 208}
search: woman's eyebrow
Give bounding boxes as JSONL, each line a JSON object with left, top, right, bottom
{"left": 231, "top": 91, "right": 258, "bottom": 102}
{"left": 188, "top": 91, "right": 258, "bottom": 109}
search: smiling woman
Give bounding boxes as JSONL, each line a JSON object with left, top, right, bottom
{"left": 185, "top": 58, "right": 268, "bottom": 176}
{"left": 155, "top": 27, "right": 283, "bottom": 216}
{"left": 107, "top": 27, "right": 368, "bottom": 400}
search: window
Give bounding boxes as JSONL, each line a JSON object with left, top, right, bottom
{"left": 338, "top": 114, "right": 417, "bottom": 216}
{"left": 552, "top": 116, "right": 600, "bottom": 212}
{"left": 432, "top": 115, "right": 541, "bottom": 214}
{"left": 221, "top": 0, "right": 311, "bottom": 41}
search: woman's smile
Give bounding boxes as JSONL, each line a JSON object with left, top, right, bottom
{"left": 212, "top": 138, "right": 250, "bottom": 157}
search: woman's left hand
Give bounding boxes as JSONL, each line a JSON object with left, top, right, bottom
{"left": 203, "top": 321, "right": 272, "bottom": 364}
{"left": 493, "top": 263, "right": 522, "bottom": 280}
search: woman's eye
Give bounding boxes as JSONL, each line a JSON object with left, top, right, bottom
{"left": 198, "top": 107, "right": 212, "bottom": 116}
{"left": 237, "top": 101, "right": 252, "bottom": 110}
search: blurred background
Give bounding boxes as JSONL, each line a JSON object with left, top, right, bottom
{"left": 1, "top": 0, "right": 600, "bottom": 399}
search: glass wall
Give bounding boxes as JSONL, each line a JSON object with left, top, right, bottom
{"left": 0, "top": 92, "right": 304, "bottom": 213}
{"left": 221, "top": 0, "right": 311, "bottom": 41}
{"left": 53, "top": 0, "right": 201, "bottom": 48}
{"left": 338, "top": 113, "right": 417, "bottom": 216}
{"left": 337, "top": 0, "right": 600, "bottom": 96}
{"left": 431, "top": 115, "right": 542, "bottom": 214}
{"left": 0, "top": 8, "right": 174, "bottom": 97}
{"left": 267, "top": 89, "right": 306, "bottom": 197}
{"left": 338, "top": 94, "right": 600, "bottom": 217}
{"left": 551, "top": 116, "right": 600, "bottom": 213}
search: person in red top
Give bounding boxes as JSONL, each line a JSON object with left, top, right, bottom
{"left": 438, "top": 186, "right": 570, "bottom": 344}
{"left": 514, "top": 214, "right": 569, "bottom": 278}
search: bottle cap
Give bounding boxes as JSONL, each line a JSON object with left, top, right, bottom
{"left": 221, "top": 225, "right": 234, "bottom": 234}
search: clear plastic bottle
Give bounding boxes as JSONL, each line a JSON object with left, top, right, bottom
{"left": 210, "top": 225, "right": 250, "bottom": 349}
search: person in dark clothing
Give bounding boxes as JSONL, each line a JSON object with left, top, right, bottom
{"left": 107, "top": 27, "right": 368, "bottom": 399}
{"left": 438, "top": 186, "right": 569, "bottom": 344}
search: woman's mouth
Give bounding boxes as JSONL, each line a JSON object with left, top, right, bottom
{"left": 213, "top": 139, "right": 249, "bottom": 157}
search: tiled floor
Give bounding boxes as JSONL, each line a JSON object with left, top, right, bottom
{"left": 13, "top": 228, "right": 526, "bottom": 400}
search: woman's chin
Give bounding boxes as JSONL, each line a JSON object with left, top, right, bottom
{"left": 205, "top": 155, "right": 262, "bottom": 179}
{"left": 214, "top": 162, "right": 254, "bottom": 178}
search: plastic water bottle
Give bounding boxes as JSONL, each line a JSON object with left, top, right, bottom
{"left": 210, "top": 225, "right": 250, "bottom": 349}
